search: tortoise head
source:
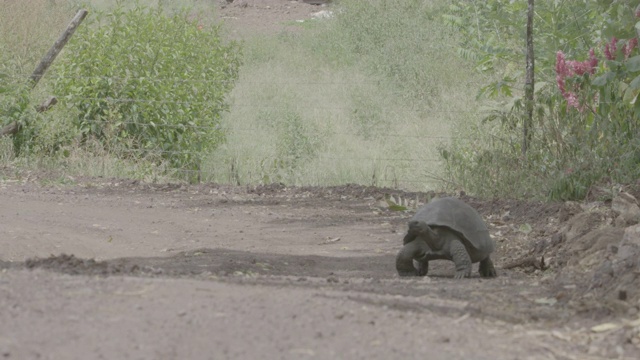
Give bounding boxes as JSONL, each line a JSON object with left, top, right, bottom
{"left": 408, "top": 220, "right": 431, "bottom": 235}
{"left": 408, "top": 220, "right": 444, "bottom": 249}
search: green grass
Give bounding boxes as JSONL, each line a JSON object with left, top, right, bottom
{"left": 204, "top": 0, "right": 485, "bottom": 190}
{"left": 1, "top": 137, "right": 179, "bottom": 183}
{"left": 204, "top": 45, "right": 464, "bottom": 189}
{"left": 0, "top": 0, "right": 77, "bottom": 76}
{"left": 2, "top": 0, "right": 486, "bottom": 191}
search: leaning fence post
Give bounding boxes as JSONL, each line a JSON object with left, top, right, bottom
{"left": 29, "top": 9, "right": 88, "bottom": 88}
{"left": 1, "top": 10, "right": 88, "bottom": 138}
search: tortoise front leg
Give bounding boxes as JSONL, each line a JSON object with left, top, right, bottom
{"left": 402, "top": 231, "right": 417, "bottom": 245}
{"left": 415, "top": 257, "right": 429, "bottom": 276}
{"left": 396, "top": 239, "right": 429, "bottom": 277}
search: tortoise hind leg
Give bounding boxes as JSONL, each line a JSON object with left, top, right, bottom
{"left": 450, "top": 239, "right": 472, "bottom": 279}
{"left": 479, "top": 256, "right": 497, "bottom": 277}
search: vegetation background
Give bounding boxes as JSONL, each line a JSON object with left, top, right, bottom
{"left": 2, "top": 0, "right": 639, "bottom": 201}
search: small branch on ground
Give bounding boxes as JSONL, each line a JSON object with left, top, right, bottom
{"left": 503, "top": 255, "right": 547, "bottom": 271}
{"left": 318, "top": 237, "right": 341, "bottom": 245}
{"left": 1, "top": 96, "right": 58, "bottom": 138}
{"left": 36, "top": 96, "right": 58, "bottom": 112}
{"left": 0, "top": 122, "right": 19, "bottom": 137}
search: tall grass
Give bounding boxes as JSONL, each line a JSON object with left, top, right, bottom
{"left": 205, "top": 0, "right": 485, "bottom": 190}
{"left": 2, "top": 0, "right": 486, "bottom": 190}
{"left": 0, "top": 0, "right": 77, "bottom": 75}
{"left": 82, "top": 0, "right": 219, "bottom": 24}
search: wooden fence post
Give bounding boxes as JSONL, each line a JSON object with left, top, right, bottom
{"left": 523, "top": 0, "right": 534, "bottom": 156}
{"left": 1, "top": 9, "right": 87, "bottom": 138}
{"left": 29, "top": 9, "right": 88, "bottom": 88}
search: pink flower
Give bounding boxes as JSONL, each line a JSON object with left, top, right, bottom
{"left": 605, "top": 37, "right": 617, "bottom": 60}
{"left": 568, "top": 60, "right": 590, "bottom": 75}
{"left": 556, "top": 74, "right": 566, "bottom": 94}
{"left": 588, "top": 48, "right": 598, "bottom": 72}
{"left": 555, "top": 51, "right": 568, "bottom": 95}
{"left": 565, "top": 93, "right": 581, "bottom": 110}
{"left": 556, "top": 51, "right": 568, "bottom": 75}
{"left": 555, "top": 49, "right": 598, "bottom": 112}
{"left": 623, "top": 38, "right": 638, "bottom": 59}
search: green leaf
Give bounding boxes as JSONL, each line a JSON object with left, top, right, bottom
{"left": 630, "top": 75, "right": 640, "bottom": 90}
{"left": 518, "top": 223, "right": 533, "bottom": 234}
{"left": 591, "top": 72, "right": 615, "bottom": 87}
{"left": 533, "top": 81, "right": 548, "bottom": 93}
{"left": 626, "top": 56, "right": 640, "bottom": 72}
{"left": 623, "top": 86, "right": 638, "bottom": 103}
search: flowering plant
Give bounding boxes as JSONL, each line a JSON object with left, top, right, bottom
{"left": 556, "top": 7, "right": 640, "bottom": 124}
{"left": 555, "top": 49, "right": 598, "bottom": 111}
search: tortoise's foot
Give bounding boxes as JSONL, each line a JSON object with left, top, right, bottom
{"left": 479, "top": 257, "right": 497, "bottom": 278}
{"left": 397, "top": 263, "right": 428, "bottom": 277}
{"left": 450, "top": 239, "right": 472, "bottom": 279}
{"left": 454, "top": 268, "right": 471, "bottom": 279}
{"left": 415, "top": 260, "right": 429, "bottom": 277}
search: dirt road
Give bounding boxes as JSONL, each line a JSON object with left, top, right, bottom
{"left": 1, "top": 1, "right": 638, "bottom": 359}
{"left": 0, "top": 179, "right": 636, "bottom": 359}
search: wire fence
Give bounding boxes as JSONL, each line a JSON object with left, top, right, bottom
{"left": 0, "top": 72, "right": 558, "bottom": 189}
{"left": 1, "top": 80, "right": 471, "bottom": 189}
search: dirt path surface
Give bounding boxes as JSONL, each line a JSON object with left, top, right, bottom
{"left": 0, "top": 178, "right": 639, "bottom": 359}
{"left": 216, "top": 0, "right": 334, "bottom": 39}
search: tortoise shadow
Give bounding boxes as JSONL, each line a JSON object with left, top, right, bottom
{"left": 10, "top": 248, "right": 490, "bottom": 280}
{"left": 14, "top": 248, "right": 400, "bottom": 279}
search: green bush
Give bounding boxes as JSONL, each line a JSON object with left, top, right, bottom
{"left": 0, "top": 46, "right": 39, "bottom": 156}
{"left": 53, "top": 3, "right": 241, "bottom": 173}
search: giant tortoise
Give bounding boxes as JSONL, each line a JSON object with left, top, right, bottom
{"left": 396, "top": 197, "right": 497, "bottom": 279}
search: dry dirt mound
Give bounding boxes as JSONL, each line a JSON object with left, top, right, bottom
{"left": 499, "top": 194, "right": 640, "bottom": 321}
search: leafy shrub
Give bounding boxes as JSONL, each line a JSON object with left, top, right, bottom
{"left": 440, "top": 1, "right": 640, "bottom": 200}
{"left": 0, "top": 48, "right": 40, "bottom": 156}
{"left": 53, "top": 4, "right": 241, "bottom": 174}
